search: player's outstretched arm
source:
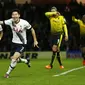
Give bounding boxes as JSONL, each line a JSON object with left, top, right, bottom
{"left": 31, "top": 28, "right": 39, "bottom": 48}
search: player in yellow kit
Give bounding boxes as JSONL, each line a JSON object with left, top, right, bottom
{"left": 45, "top": 7, "right": 68, "bottom": 69}
{"left": 72, "top": 15, "right": 85, "bottom": 65}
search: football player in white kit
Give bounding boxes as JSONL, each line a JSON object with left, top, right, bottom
{"left": 0, "top": 9, "right": 38, "bottom": 78}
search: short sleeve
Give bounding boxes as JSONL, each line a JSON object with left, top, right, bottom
{"left": 24, "top": 21, "right": 32, "bottom": 30}
{"left": 4, "top": 19, "right": 12, "bottom": 25}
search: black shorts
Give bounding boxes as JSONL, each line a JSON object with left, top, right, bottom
{"left": 10, "top": 43, "right": 25, "bottom": 56}
{"left": 49, "top": 33, "right": 63, "bottom": 47}
{"left": 80, "top": 36, "right": 85, "bottom": 47}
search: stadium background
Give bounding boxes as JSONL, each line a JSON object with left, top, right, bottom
{"left": 0, "top": 1, "right": 85, "bottom": 85}
{"left": 0, "top": 0, "right": 85, "bottom": 58}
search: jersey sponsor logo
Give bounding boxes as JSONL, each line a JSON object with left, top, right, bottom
{"left": 13, "top": 26, "right": 22, "bottom": 33}
{"left": 12, "top": 22, "right": 23, "bottom": 33}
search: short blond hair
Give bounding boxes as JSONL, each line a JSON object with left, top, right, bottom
{"left": 51, "top": 6, "right": 57, "bottom": 11}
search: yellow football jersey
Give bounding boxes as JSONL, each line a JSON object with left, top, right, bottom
{"left": 45, "top": 12, "right": 67, "bottom": 34}
{"left": 50, "top": 16, "right": 65, "bottom": 33}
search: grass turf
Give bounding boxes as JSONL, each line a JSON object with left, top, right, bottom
{"left": 0, "top": 53, "right": 85, "bottom": 85}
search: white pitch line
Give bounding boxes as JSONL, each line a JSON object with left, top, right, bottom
{"left": 53, "top": 66, "right": 85, "bottom": 77}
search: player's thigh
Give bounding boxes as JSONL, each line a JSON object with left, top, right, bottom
{"left": 11, "top": 43, "right": 25, "bottom": 60}
{"left": 51, "top": 34, "right": 62, "bottom": 52}
{"left": 11, "top": 52, "right": 21, "bottom": 60}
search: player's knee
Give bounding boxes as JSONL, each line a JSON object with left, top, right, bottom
{"left": 11, "top": 55, "right": 18, "bottom": 60}
{"left": 11, "top": 52, "right": 21, "bottom": 60}
{"left": 52, "top": 45, "right": 57, "bottom": 52}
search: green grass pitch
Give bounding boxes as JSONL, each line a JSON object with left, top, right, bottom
{"left": 0, "top": 52, "right": 85, "bottom": 85}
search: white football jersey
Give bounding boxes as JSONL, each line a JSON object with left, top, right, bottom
{"left": 0, "top": 25, "right": 3, "bottom": 31}
{"left": 4, "top": 18, "right": 31, "bottom": 44}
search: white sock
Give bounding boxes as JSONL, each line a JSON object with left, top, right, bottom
{"left": 6, "top": 59, "right": 17, "bottom": 75}
{"left": 20, "top": 58, "right": 28, "bottom": 63}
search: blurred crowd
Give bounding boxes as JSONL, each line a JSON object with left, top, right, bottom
{"left": 0, "top": 0, "right": 85, "bottom": 51}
